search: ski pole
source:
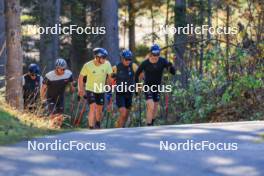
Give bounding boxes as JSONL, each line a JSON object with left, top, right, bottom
{"left": 165, "top": 94, "right": 169, "bottom": 120}
{"left": 139, "top": 93, "right": 142, "bottom": 127}
{"left": 70, "top": 80, "right": 78, "bottom": 122}
{"left": 75, "top": 95, "right": 87, "bottom": 127}
{"left": 70, "top": 92, "right": 75, "bottom": 122}
{"left": 105, "top": 92, "right": 112, "bottom": 128}
{"left": 105, "top": 111, "right": 110, "bottom": 128}
{"left": 72, "top": 96, "right": 82, "bottom": 126}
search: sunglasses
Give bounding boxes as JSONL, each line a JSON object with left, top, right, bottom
{"left": 151, "top": 53, "right": 160, "bottom": 57}
{"left": 57, "top": 68, "right": 65, "bottom": 71}
{"left": 96, "top": 55, "right": 106, "bottom": 58}
{"left": 30, "top": 73, "right": 36, "bottom": 76}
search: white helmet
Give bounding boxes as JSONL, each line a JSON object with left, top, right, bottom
{"left": 55, "top": 58, "right": 67, "bottom": 69}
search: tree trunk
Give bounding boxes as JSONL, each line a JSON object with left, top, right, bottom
{"left": 128, "top": 0, "right": 136, "bottom": 54}
{"left": 39, "top": 0, "right": 60, "bottom": 74}
{"left": 199, "top": 0, "right": 204, "bottom": 76}
{"left": 164, "top": 0, "right": 170, "bottom": 59}
{"left": 69, "top": 0, "right": 88, "bottom": 76}
{"left": 122, "top": 8, "right": 127, "bottom": 48}
{"left": 207, "top": 0, "right": 212, "bottom": 40}
{"left": 225, "top": 4, "right": 230, "bottom": 79}
{"left": 101, "top": 0, "right": 119, "bottom": 65}
{"left": 86, "top": 0, "right": 102, "bottom": 59}
{"left": 188, "top": 0, "right": 196, "bottom": 72}
{"left": 53, "top": 0, "right": 60, "bottom": 61}
{"left": 150, "top": 4, "right": 155, "bottom": 44}
{"left": 5, "top": 0, "right": 23, "bottom": 109}
{"left": 174, "top": 0, "right": 188, "bottom": 88}
{"left": 0, "top": 0, "right": 6, "bottom": 88}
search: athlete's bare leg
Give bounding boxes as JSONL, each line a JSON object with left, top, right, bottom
{"left": 116, "top": 107, "right": 129, "bottom": 128}
{"left": 146, "top": 99, "right": 154, "bottom": 125}
{"left": 88, "top": 103, "right": 96, "bottom": 128}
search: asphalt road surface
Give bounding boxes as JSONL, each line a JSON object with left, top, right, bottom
{"left": 1, "top": 121, "right": 264, "bottom": 176}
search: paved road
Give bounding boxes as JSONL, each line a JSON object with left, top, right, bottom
{"left": 0, "top": 121, "right": 264, "bottom": 176}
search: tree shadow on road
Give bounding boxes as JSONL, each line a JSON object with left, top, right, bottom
{"left": 0, "top": 122, "right": 264, "bottom": 176}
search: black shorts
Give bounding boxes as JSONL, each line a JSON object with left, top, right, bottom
{"left": 86, "top": 91, "right": 104, "bottom": 105}
{"left": 47, "top": 96, "right": 64, "bottom": 114}
{"left": 116, "top": 93, "right": 133, "bottom": 109}
{"left": 145, "top": 91, "right": 160, "bottom": 102}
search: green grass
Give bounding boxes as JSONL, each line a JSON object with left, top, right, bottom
{"left": 0, "top": 108, "right": 59, "bottom": 145}
{"left": 254, "top": 134, "right": 264, "bottom": 143}
{"left": 261, "top": 134, "right": 264, "bottom": 141}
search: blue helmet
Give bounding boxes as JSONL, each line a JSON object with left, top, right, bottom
{"left": 121, "top": 49, "right": 133, "bottom": 60}
{"left": 55, "top": 58, "right": 67, "bottom": 69}
{"left": 28, "top": 63, "right": 40, "bottom": 74}
{"left": 150, "top": 44, "right": 161, "bottom": 55}
{"left": 93, "top": 48, "right": 108, "bottom": 58}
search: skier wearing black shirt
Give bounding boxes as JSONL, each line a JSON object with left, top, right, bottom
{"left": 112, "top": 49, "right": 138, "bottom": 128}
{"left": 23, "top": 63, "right": 42, "bottom": 111}
{"left": 135, "top": 44, "right": 175, "bottom": 126}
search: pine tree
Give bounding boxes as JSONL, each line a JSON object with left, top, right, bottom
{"left": 0, "top": 0, "right": 6, "bottom": 88}
{"left": 5, "top": 0, "right": 23, "bottom": 109}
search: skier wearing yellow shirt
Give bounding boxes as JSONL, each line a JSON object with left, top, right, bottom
{"left": 78, "top": 48, "right": 112, "bottom": 129}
